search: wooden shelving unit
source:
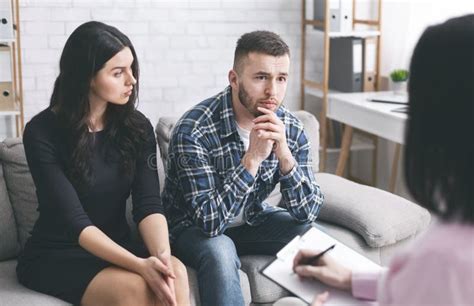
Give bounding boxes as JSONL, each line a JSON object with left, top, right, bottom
{"left": 0, "top": 0, "right": 23, "bottom": 137}
{"left": 300, "top": 0, "right": 382, "bottom": 184}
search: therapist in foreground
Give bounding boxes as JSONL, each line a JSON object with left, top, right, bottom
{"left": 280, "top": 13, "right": 474, "bottom": 306}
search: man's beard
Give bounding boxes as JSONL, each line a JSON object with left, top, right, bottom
{"left": 238, "top": 83, "right": 280, "bottom": 118}
{"left": 238, "top": 83, "right": 262, "bottom": 117}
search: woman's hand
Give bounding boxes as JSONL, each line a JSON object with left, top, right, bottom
{"left": 157, "top": 252, "right": 178, "bottom": 305}
{"left": 137, "top": 256, "right": 177, "bottom": 306}
{"left": 293, "top": 249, "right": 352, "bottom": 291}
{"left": 311, "top": 291, "right": 329, "bottom": 306}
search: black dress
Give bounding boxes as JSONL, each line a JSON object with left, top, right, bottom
{"left": 16, "top": 109, "right": 163, "bottom": 305}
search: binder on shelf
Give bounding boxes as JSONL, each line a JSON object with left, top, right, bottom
{"left": 363, "top": 39, "right": 377, "bottom": 91}
{"left": 0, "top": 0, "right": 14, "bottom": 41}
{"left": 0, "top": 45, "right": 12, "bottom": 82}
{"left": 0, "top": 45, "right": 14, "bottom": 110}
{"left": 0, "top": 81, "right": 14, "bottom": 111}
{"left": 329, "top": 37, "right": 363, "bottom": 92}
{"left": 313, "top": 0, "right": 353, "bottom": 33}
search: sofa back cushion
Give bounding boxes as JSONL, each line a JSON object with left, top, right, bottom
{"left": 155, "top": 116, "right": 178, "bottom": 168}
{"left": 0, "top": 138, "right": 38, "bottom": 249}
{"left": 0, "top": 154, "right": 20, "bottom": 260}
{"left": 293, "top": 110, "right": 320, "bottom": 173}
{"left": 315, "top": 172, "right": 431, "bottom": 247}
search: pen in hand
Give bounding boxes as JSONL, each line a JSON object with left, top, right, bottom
{"left": 297, "top": 244, "right": 336, "bottom": 266}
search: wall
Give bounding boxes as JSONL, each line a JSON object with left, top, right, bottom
{"left": 16, "top": 0, "right": 302, "bottom": 131}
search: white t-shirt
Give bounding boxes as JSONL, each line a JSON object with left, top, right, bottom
{"left": 227, "top": 122, "right": 251, "bottom": 228}
{"left": 235, "top": 122, "right": 250, "bottom": 151}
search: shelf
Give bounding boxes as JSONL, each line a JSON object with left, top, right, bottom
{"left": 0, "top": 0, "right": 24, "bottom": 137}
{"left": 301, "top": 0, "right": 382, "bottom": 176}
{"left": 0, "top": 110, "right": 20, "bottom": 116}
{"left": 329, "top": 30, "right": 380, "bottom": 38}
{"left": 302, "top": 79, "right": 324, "bottom": 91}
{"left": 304, "top": 19, "right": 324, "bottom": 27}
{"left": 304, "top": 24, "right": 381, "bottom": 38}
{"left": 303, "top": 85, "right": 341, "bottom": 98}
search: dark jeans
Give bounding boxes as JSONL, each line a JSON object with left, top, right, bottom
{"left": 173, "top": 211, "right": 312, "bottom": 306}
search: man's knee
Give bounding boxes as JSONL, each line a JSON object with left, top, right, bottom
{"left": 199, "top": 235, "right": 240, "bottom": 269}
{"left": 275, "top": 212, "right": 312, "bottom": 237}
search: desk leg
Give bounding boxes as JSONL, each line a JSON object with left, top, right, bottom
{"left": 389, "top": 143, "right": 402, "bottom": 193}
{"left": 335, "top": 125, "right": 353, "bottom": 176}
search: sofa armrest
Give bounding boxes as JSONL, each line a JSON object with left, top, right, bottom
{"left": 315, "top": 173, "right": 431, "bottom": 248}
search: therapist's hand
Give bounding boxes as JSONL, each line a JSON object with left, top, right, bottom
{"left": 311, "top": 291, "right": 329, "bottom": 306}
{"left": 293, "top": 249, "right": 352, "bottom": 291}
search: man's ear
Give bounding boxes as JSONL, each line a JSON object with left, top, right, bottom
{"left": 228, "top": 69, "right": 238, "bottom": 89}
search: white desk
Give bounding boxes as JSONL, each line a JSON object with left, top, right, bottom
{"left": 327, "top": 92, "right": 408, "bottom": 192}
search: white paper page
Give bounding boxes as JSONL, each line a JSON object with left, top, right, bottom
{"left": 263, "top": 228, "right": 380, "bottom": 305}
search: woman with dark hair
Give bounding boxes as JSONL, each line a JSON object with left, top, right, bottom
{"left": 276, "top": 14, "right": 474, "bottom": 306}
{"left": 16, "top": 21, "right": 189, "bottom": 306}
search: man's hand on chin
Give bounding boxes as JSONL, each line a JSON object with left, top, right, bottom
{"left": 253, "top": 107, "right": 295, "bottom": 174}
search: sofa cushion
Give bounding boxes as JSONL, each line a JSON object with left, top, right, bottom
{"left": 0, "top": 260, "right": 69, "bottom": 305}
{"left": 155, "top": 143, "right": 166, "bottom": 193}
{"left": 0, "top": 158, "right": 20, "bottom": 260}
{"left": 240, "top": 255, "right": 290, "bottom": 304}
{"left": 315, "top": 172, "right": 431, "bottom": 248}
{"left": 155, "top": 116, "right": 178, "bottom": 167}
{"left": 0, "top": 138, "right": 39, "bottom": 249}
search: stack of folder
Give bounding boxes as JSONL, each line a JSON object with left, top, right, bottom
{"left": 0, "top": 0, "right": 15, "bottom": 112}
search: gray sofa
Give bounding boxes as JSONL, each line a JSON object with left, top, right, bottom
{"left": 0, "top": 110, "right": 430, "bottom": 305}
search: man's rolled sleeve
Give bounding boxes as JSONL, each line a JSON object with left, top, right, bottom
{"left": 278, "top": 127, "right": 324, "bottom": 222}
{"left": 233, "top": 163, "right": 256, "bottom": 193}
{"left": 279, "top": 163, "right": 303, "bottom": 191}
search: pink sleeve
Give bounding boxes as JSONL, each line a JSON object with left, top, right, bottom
{"left": 378, "top": 250, "right": 474, "bottom": 305}
{"left": 351, "top": 269, "right": 386, "bottom": 300}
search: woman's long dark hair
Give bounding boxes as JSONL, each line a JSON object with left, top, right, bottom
{"left": 404, "top": 14, "right": 474, "bottom": 223}
{"left": 50, "top": 21, "right": 147, "bottom": 193}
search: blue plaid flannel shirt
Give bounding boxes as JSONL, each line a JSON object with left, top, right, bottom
{"left": 162, "top": 86, "right": 324, "bottom": 241}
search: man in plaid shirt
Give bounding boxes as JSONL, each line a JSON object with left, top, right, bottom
{"left": 162, "top": 31, "right": 324, "bottom": 306}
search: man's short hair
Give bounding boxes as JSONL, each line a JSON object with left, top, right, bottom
{"left": 233, "top": 31, "right": 290, "bottom": 73}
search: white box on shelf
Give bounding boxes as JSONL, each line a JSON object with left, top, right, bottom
{"left": 0, "top": 0, "right": 14, "bottom": 41}
{"left": 339, "top": 0, "right": 353, "bottom": 33}
{"left": 314, "top": 0, "right": 353, "bottom": 33}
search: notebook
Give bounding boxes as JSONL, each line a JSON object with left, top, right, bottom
{"left": 262, "top": 227, "right": 380, "bottom": 305}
